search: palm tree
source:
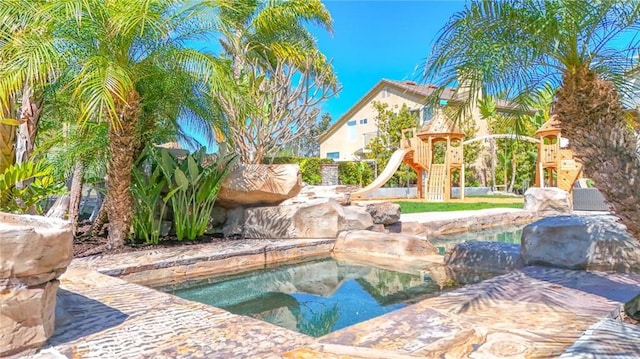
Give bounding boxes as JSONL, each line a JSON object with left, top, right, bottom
{"left": 423, "top": 0, "right": 640, "bottom": 238}
{"left": 0, "top": 0, "right": 230, "bottom": 247}
{"left": 214, "top": 0, "right": 338, "bottom": 163}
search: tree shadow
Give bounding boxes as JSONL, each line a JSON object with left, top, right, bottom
{"left": 48, "top": 289, "right": 128, "bottom": 346}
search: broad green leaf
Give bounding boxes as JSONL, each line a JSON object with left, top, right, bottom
{"left": 187, "top": 155, "right": 199, "bottom": 182}
{"left": 174, "top": 168, "right": 189, "bottom": 190}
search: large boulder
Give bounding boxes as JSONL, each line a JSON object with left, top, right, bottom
{"left": 334, "top": 230, "right": 439, "bottom": 261}
{"left": 521, "top": 215, "right": 640, "bottom": 273}
{"left": 243, "top": 199, "right": 373, "bottom": 239}
{"left": 524, "top": 187, "right": 572, "bottom": 213}
{"left": 0, "top": 213, "right": 73, "bottom": 357}
{"left": 445, "top": 242, "right": 522, "bottom": 275}
{"left": 280, "top": 185, "right": 354, "bottom": 206}
{"left": 364, "top": 202, "right": 401, "bottom": 225}
{"left": 217, "top": 164, "right": 302, "bottom": 208}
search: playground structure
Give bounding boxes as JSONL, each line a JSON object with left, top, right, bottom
{"left": 534, "top": 115, "right": 583, "bottom": 192}
{"left": 350, "top": 110, "right": 583, "bottom": 201}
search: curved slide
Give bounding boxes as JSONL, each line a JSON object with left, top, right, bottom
{"left": 351, "top": 148, "right": 412, "bottom": 198}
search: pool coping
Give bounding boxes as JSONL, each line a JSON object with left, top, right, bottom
{"left": 23, "top": 208, "right": 640, "bottom": 358}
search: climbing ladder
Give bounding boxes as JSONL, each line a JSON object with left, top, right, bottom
{"left": 427, "top": 164, "right": 446, "bottom": 202}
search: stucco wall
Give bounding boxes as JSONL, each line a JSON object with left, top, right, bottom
{"left": 320, "top": 86, "right": 426, "bottom": 161}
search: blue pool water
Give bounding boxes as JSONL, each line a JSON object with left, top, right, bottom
{"left": 428, "top": 223, "right": 527, "bottom": 255}
{"left": 163, "top": 257, "right": 447, "bottom": 337}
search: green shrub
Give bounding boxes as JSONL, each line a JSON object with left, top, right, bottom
{"left": 131, "top": 147, "right": 178, "bottom": 244}
{"left": 159, "top": 148, "right": 236, "bottom": 241}
{"left": 0, "top": 160, "right": 66, "bottom": 214}
{"left": 264, "top": 156, "right": 333, "bottom": 185}
{"left": 338, "top": 161, "right": 374, "bottom": 186}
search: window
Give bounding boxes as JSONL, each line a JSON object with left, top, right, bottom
{"left": 409, "top": 109, "right": 420, "bottom": 119}
{"left": 359, "top": 118, "right": 368, "bottom": 125}
{"left": 326, "top": 152, "right": 339, "bottom": 159}
{"left": 422, "top": 107, "right": 433, "bottom": 124}
{"left": 347, "top": 120, "right": 357, "bottom": 126}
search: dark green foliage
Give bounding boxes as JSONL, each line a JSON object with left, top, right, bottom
{"left": 131, "top": 147, "right": 176, "bottom": 244}
{"left": 263, "top": 156, "right": 333, "bottom": 185}
{"left": 338, "top": 161, "right": 374, "bottom": 186}
{"left": 131, "top": 146, "right": 236, "bottom": 242}
{"left": 0, "top": 160, "right": 67, "bottom": 214}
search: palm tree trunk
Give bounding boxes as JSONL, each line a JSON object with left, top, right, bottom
{"left": 68, "top": 161, "right": 84, "bottom": 234}
{"left": 105, "top": 93, "right": 140, "bottom": 248}
{"left": 91, "top": 197, "right": 108, "bottom": 237}
{"left": 508, "top": 154, "right": 516, "bottom": 193}
{"left": 0, "top": 99, "right": 15, "bottom": 173}
{"left": 15, "top": 84, "right": 42, "bottom": 165}
{"left": 0, "top": 123, "right": 15, "bottom": 173}
{"left": 556, "top": 67, "right": 640, "bottom": 239}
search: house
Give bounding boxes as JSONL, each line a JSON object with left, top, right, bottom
{"left": 319, "top": 78, "right": 523, "bottom": 186}
{"left": 318, "top": 78, "right": 517, "bottom": 161}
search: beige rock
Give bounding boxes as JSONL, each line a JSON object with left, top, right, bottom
{"left": 0, "top": 214, "right": 73, "bottom": 286}
{"left": 217, "top": 164, "right": 302, "bottom": 208}
{"left": 222, "top": 207, "right": 245, "bottom": 238}
{"left": 243, "top": 199, "right": 373, "bottom": 239}
{"left": 385, "top": 221, "right": 426, "bottom": 235}
{"left": 445, "top": 242, "right": 523, "bottom": 278}
{"left": 364, "top": 202, "right": 401, "bottom": 225}
{"left": 280, "top": 185, "right": 354, "bottom": 206}
{"left": 0, "top": 213, "right": 72, "bottom": 357}
{"left": 334, "top": 230, "right": 439, "bottom": 260}
{"left": 521, "top": 215, "right": 640, "bottom": 273}
{"left": 205, "top": 206, "right": 227, "bottom": 235}
{"left": 0, "top": 280, "right": 59, "bottom": 357}
{"left": 524, "top": 187, "right": 572, "bottom": 213}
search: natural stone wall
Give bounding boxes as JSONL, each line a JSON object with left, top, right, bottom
{"left": 411, "top": 211, "right": 539, "bottom": 235}
{"left": 521, "top": 215, "right": 640, "bottom": 273}
{"left": 280, "top": 185, "right": 354, "bottom": 206}
{"left": 320, "top": 164, "right": 339, "bottom": 186}
{"left": 0, "top": 213, "right": 73, "bottom": 357}
{"left": 243, "top": 199, "right": 373, "bottom": 239}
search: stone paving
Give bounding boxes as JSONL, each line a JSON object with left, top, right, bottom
{"left": 15, "top": 208, "right": 640, "bottom": 358}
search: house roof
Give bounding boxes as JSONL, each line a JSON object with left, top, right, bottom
{"left": 318, "top": 78, "right": 516, "bottom": 144}
{"left": 535, "top": 115, "right": 562, "bottom": 136}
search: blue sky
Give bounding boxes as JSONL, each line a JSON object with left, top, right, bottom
{"left": 311, "top": 1, "right": 469, "bottom": 122}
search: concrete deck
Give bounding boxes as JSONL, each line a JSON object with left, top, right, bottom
{"left": 18, "top": 209, "right": 640, "bottom": 358}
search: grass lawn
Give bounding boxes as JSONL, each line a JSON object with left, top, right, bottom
{"left": 395, "top": 201, "right": 524, "bottom": 214}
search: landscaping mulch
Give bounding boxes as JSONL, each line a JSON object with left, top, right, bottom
{"left": 73, "top": 220, "right": 226, "bottom": 258}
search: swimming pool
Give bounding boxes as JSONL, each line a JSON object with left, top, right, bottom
{"left": 162, "top": 257, "right": 459, "bottom": 337}
{"left": 428, "top": 223, "right": 526, "bottom": 255}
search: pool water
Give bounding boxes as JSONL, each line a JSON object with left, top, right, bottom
{"left": 428, "top": 224, "right": 527, "bottom": 255}
{"left": 163, "top": 257, "right": 449, "bottom": 337}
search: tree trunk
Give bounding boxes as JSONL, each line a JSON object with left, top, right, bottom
{"left": 0, "top": 98, "right": 15, "bottom": 173}
{"left": 556, "top": 67, "right": 640, "bottom": 239}
{"left": 490, "top": 139, "right": 496, "bottom": 191}
{"left": 68, "top": 161, "right": 84, "bottom": 234}
{"left": 508, "top": 154, "right": 516, "bottom": 193}
{"left": 46, "top": 194, "right": 70, "bottom": 219}
{"left": 91, "top": 197, "right": 108, "bottom": 237}
{"left": 0, "top": 124, "right": 15, "bottom": 174}
{"left": 15, "top": 85, "right": 42, "bottom": 165}
{"left": 105, "top": 93, "right": 140, "bottom": 248}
